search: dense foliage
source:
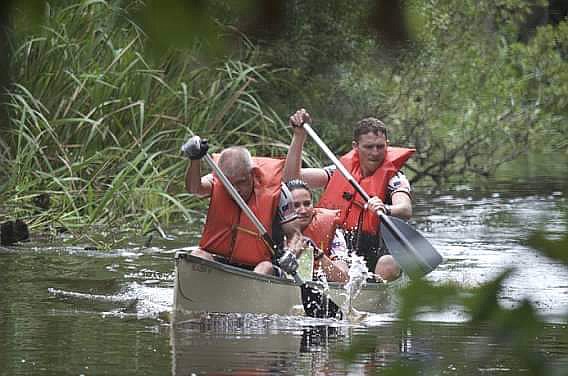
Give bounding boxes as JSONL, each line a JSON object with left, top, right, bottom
{"left": 0, "top": 1, "right": 566, "bottom": 374}
{"left": 0, "top": 0, "right": 566, "bottom": 234}
{"left": 257, "top": 0, "right": 568, "bottom": 184}
{"left": 0, "top": 1, "right": 295, "bottom": 241}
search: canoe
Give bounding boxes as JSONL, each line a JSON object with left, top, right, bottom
{"left": 173, "top": 249, "right": 404, "bottom": 319}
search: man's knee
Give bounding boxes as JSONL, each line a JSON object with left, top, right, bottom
{"left": 375, "top": 255, "right": 401, "bottom": 282}
{"left": 254, "top": 261, "right": 276, "bottom": 276}
{"left": 190, "top": 248, "right": 215, "bottom": 261}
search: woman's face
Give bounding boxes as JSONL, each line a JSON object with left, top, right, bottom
{"left": 291, "top": 188, "right": 313, "bottom": 231}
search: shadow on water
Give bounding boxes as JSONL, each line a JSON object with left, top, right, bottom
{"left": 1, "top": 153, "right": 567, "bottom": 374}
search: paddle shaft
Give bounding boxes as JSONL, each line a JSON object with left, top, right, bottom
{"left": 203, "top": 154, "right": 276, "bottom": 254}
{"left": 202, "top": 152, "right": 335, "bottom": 312}
{"left": 302, "top": 123, "right": 432, "bottom": 272}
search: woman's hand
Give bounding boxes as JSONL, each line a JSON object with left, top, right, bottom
{"left": 285, "top": 231, "right": 304, "bottom": 258}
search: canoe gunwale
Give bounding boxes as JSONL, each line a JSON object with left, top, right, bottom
{"left": 174, "top": 250, "right": 392, "bottom": 293}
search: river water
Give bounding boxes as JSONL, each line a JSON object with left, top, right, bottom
{"left": 1, "top": 154, "right": 567, "bottom": 375}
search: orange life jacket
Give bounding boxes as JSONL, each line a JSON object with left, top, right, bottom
{"left": 198, "top": 157, "right": 284, "bottom": 266}
{"left": 317, "top": 147, "right": 414, "bottom": 235}
{"left": 303, "top": 208, "right": 341, "bottom": 254}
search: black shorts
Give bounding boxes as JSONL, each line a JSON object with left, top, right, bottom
{"left": 345, "top": 231, "right": 389, "bottom": 272}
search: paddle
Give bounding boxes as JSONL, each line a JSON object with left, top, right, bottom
{"left": 302, "top": 123, "right": 443, "bottom": 279}
{"left": 200, "top": 154, "right": 313, "bottom": 279}
{"left": 201, "top": 155, "right": 287, "bottom": 270}
{"left": 201, "top": 153, "right": 341, "bottom": 317}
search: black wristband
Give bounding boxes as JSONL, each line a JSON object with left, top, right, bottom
{"left": 314, "top": 249, "right": 324, "bottom": 261}
{"left": 384, "top": 205, "right": 392, "bottom": 216}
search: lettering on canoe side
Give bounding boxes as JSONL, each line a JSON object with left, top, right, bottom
{"left": 191, "top": 264, "right": 210, "bottom": 273}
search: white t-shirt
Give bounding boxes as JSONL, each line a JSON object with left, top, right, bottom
{"left": 328, "top": 228, "right": 349, "bottom": 261}
{"left": 305, "top": 229, "right": 349, "bottom": 261}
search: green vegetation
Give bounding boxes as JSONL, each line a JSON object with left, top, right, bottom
{"left": 0, "top": 1, "right": 296, "bottom": 244}
{"left": 258, "top": 0, "right": 568, "bottom": 184}
{"left": 0, "top": 0, "right": 567, "bottom": 243}
{"left": 334, "top": 222, "right": 568, "bottom": 375}
{"left": 0, "top": 2, "right": 566, "bottom": 373}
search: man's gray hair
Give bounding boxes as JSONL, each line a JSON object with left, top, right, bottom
{"left": 218, "top": 146, "right": 253, "bottom": 178}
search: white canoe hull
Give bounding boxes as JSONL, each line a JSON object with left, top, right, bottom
{"left": 173, "top": 251, "right": 402, "bottom": 318}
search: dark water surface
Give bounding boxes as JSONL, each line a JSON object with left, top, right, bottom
{"left": 1, "top": 154, "right": 567, "bottom": 375}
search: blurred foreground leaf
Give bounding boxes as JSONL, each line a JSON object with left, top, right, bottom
{"left": 526, "top": 231, "right": 568, "bottom": 264}
{"left": 336, "top": 335, "right": 377, "bottom": 364}
{"left": 464, "top": 269, "right": 513, "bottom": 322}
{"left": 135, "top": 0, "right": 223, "bottom": 57}
{"left": 398, "top": 279, "right": 462, "bottom": 323}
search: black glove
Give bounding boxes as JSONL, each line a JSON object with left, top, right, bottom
{"left": 181, "top": 136, "right": 209, "bottom": 160}
{"left": 278, "top": 248, "right": 299, "bottom": 275}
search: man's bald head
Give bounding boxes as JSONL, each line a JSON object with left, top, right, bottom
{"left": 218, "top": 147, "right": 253, "bottom": 178}
{"left": 218, "top": 147, "right": 254, "bottom": 201}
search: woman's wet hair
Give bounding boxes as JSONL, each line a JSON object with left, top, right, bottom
{"left": 285, "top": 179, "right": 311, "bottom": 197}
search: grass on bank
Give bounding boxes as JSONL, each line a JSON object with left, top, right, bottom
{"left": 0, "top": 1, "right": 305, "bottom": 247}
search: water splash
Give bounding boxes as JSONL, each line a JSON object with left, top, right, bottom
{"left": 48, "top": 287, "right": 139, "bottom": 307}
{"left": 342, "top": 253, "right": 370, "bottom": 321}
{"left": 47, "top": 282, "right": 173, "bottom": 320}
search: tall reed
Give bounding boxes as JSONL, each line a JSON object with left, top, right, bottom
{"left": 1, "top": 1, "right": 301, "bottom": 246}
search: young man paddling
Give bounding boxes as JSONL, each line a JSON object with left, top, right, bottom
{"left": 182, "top": 138, "right": 285, "bottom": 276}
{"left": 284, "top": 109, "right": 415, "bottom": 281}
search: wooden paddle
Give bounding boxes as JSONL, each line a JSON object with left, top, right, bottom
{"left": 302, "top": 123, "right": 443, "bottom": 279}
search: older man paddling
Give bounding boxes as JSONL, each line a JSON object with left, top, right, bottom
{"left": 284, "top": 109, "right": 415, "bottom": 282}
{"left": 182, "top": 137, "right": 287, "bottom": 276}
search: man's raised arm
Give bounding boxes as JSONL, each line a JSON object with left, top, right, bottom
{"left": 182, "top": 135, "right": 213, "bottom": 197}
{"left": 284, "top": 108, "right": 329, "bottom": 189}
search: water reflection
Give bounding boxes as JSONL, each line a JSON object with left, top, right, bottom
{"left": 170, "top": 314, "right": 414, "bottom": 375}
{"left": 416, "top": 190, "right": 568, "bottom": 319}
{"left": 170, "top": 313, "right": 568, "bottom": 375}
{"left": 1, "top": 153, "right": 568, "bottom": 374}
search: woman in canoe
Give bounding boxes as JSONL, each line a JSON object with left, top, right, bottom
{"left": 280, "top": 179, "right": 349, "bottom": 283}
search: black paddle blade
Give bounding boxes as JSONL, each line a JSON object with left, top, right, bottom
{"left": 380, "top": 216, "right": 442, "bottom": 279}
{"left": 301, "top": 285, "right": 341, "bottom": 319}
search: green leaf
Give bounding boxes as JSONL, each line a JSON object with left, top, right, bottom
{"left": 526, "top": 231, "right": 568, "bottom": 265}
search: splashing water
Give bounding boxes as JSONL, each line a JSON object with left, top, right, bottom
{"left": 342, "top": 253, "right": 370, "bottom": 320}
{"left": 47, "top": 282, "right": 173, "bottom": 320}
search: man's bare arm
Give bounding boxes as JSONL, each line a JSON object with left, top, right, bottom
{"left": 185, "top": 160, "right": 213, "bottom": 197}
{"left": 390, "top": 191, "right": 412, "bottom": 220}
{"left": 367, "top": 192, "right": 412, "bottom": 221}
{"left": 298, "top": 168, "right": 329, "bottom": 190}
